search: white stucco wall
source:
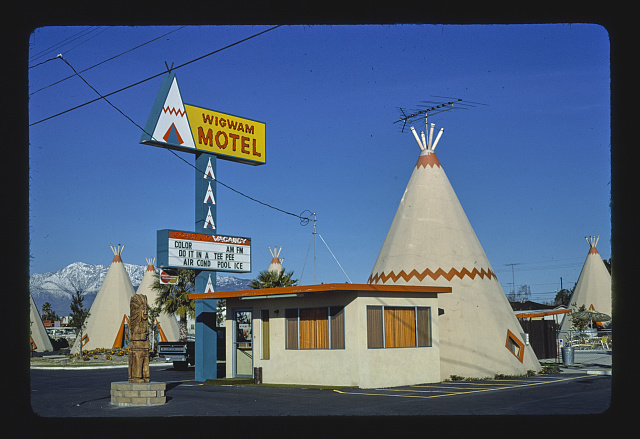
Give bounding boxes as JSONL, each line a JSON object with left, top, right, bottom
{"left": 224, "top": 290, "right": 441, "bottom": 388}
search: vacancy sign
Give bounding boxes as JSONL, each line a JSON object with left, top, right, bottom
{"left": 157, "top": 229, "right": 251, "bottom": 273}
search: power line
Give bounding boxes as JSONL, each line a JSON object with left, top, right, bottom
{"left": 29, "top": 26, "right": 100, "bottom": 63}
{"left": 56, "top": 55, "right": 309, "bottom": 224}
{"left": 58, "top": 26, "right": 110, "bottom": 57}
{"left": 29, "top": 25, "right": 281, "bottom": 127}
{"left": 29, "top": 26, "right": 186, "bottom": 96}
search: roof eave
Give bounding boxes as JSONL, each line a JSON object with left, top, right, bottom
{"left": 188, "top": 282, "right": 452, "bottom": 300}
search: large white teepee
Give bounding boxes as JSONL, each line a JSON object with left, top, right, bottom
{"left": 136, "top": 257, "right": 180, "bottom": 342}
{"left": 71, "top": 245, "right": 136, "bottom": 354}
{"left": 368, "top": 120, "right": 540, "bottom": 380}
{"left": 560, "top": 236, "right": 612, "bottom": 331}
{"left": 30, "top": 295, "right": 53, "bottom": 352}
{"left": 267, "top": 246, "right": 284, "bottom": 273}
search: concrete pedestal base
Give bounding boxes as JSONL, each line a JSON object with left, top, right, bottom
{"left": 111, "top": 381, "right": 166, "bottom": 406}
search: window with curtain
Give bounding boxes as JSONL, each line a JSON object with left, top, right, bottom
{"left": 367, "top": 305, "right": 431, "bottom": 349}
{"left": 285, "top": 306, "right": 345, "bottom": 350}
{"left": 384, "top": 307, "right": 416, "bottom": 348}
{"left": 300, "top": 307, "right": 329, "bottom": 349}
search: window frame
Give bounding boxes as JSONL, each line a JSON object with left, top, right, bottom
{"left": 367, "top": 305, "right": 432, "bottom": 349}
{"left": 285, "top": 306, "right": 345, "bottom": 350}
{"left": 505, "top": 329, "right": 525, "bottom": 363}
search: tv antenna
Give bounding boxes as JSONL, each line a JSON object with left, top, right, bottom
{"left": 394, "top": 96, "right": 487, "bottom": 133}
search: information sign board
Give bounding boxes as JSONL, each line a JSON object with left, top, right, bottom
{"left": 157, "top": 229, "right": 251, "bottom": 273}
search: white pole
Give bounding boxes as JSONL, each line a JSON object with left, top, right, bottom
{"left": 410, "top": 127, "right": 425, "bottom": 150}
{"left": 431, "top": 128, "right": 444, "bottom": 151}
{"left": 421, "top": 131, "right": 427, "bottom": 151}
{"left": 428, "top": 123, "right": 435, "bottom": 149}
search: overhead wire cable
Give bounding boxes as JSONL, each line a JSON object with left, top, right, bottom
{"left": 28, "top": 27, "right": 111, "bottom": 71}
{"left": 56, "top": 54, "right": 309, "bottom": 224}
{"left": 318, "top": 233, "right": 352, "bottom": 283}
{"left": 59, "top": 26, "right": 110, "bottom": 56}
{"left": 30, "top": 25, "right": 281, "bottom": 126}
{"left": 29, "top": 26, "right": 99, "bottom": 64}
{"left": 29, "top": 26, "right": 186, "bottom": 95}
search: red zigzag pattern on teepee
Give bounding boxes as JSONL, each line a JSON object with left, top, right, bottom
{"left": 368, "top": 266, "right": 497, "bottom": 284}
{"left": 163, "top": 106, "right": 186, "bottom": 117}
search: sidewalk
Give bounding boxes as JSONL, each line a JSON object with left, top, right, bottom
{"left": 540, "top": 350, "right": 612, "bottom": 375}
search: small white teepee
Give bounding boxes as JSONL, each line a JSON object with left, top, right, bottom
{"left": 30, "top": 295, "right": 53, "bottom": 352}
{"left": 267, "top": 246, "right": 284, "bottom": 273}
{"left": 71, "top": 245, "right": 136, "bottom": 354}
{"left": 136, "top": 257, "right": 180, "bottom": 342}
{"left": 560, "top": 236, "right": 612, "bottom": 331}
{"left": 368, "top": 118, "right": 540, "bottom": 380}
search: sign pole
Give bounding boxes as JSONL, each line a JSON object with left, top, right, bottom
{"left": 195, "top": 152, "right": 218, "bottom": 381}
{"left": 142, "top": 73, "right": 263, "bottom": 382}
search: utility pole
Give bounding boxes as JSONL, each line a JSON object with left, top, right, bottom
{"left": 312, "top": 213, "right": 317, "bottom": 284}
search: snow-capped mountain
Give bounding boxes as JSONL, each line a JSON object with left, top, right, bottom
{"left": 29, "top": 262, "right": 251, "bottom": 317}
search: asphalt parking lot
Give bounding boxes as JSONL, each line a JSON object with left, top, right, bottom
{"left": 27, "top": 364, "right": 613, "bottom": 419}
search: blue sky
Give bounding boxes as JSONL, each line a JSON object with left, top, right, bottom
{"left": 28, "top": 24, "right": 610, "bottom": 303}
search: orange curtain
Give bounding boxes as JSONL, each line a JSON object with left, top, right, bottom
{"left": 299, "top": 308, "right": 329, "bottom": 349}
{"left": 384, "top": 307, "right": 416, "bottom": 348}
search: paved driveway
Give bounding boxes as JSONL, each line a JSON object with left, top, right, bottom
{"left": 27, "top": 365, "right": 612, "bottom": 418}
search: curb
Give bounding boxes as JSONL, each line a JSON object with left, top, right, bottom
{"left": 584, "top": 370, "right": 612, "bottom": 376}
{"left": 31, "top": 362, "right": 172, "bottom": 371}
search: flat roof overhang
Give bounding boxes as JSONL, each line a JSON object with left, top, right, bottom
{"left": 515, "top": 308, "right": 572, "bottom": 319}
{"left": 189, "top": 282, "right": 452, "bottom": 301}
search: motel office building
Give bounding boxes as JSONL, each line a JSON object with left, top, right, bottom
{"left": 190, "top": 283, "right": 451, "bottom": 388}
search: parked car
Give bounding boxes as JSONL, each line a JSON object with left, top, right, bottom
{"left": 158, "top": 327, "right": 225, "bottom": 370}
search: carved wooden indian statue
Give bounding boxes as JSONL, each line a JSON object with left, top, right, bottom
{"left": 128, "top": 293, "right": 150, "bottom": 383}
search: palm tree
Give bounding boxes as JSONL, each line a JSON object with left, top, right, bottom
{"left": 249, "top": 270, "right": 298, "bottom": 289}
{"left": 41, "top": 302, "right": 59, "bottom": 322}
{"left": 151, "top": 269, "right": 195, "bottom": 342}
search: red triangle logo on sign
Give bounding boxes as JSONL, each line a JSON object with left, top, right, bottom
{"left": 163, "top": 123, "right": 184, "bottom": 144}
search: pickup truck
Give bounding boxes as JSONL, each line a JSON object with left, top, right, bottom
{"left": 158, "top": 328, "right": 225, "bottom": 370}
{"left": 158, "top": 340, "right": 195, "bottom": 370}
